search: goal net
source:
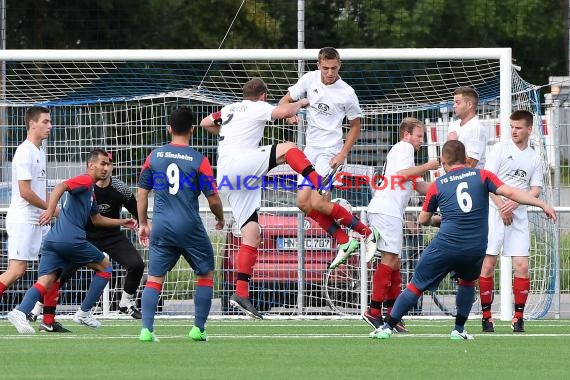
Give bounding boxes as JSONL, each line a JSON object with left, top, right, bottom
{"left": 0, "top": 49, "right": 556, "bottom": 320}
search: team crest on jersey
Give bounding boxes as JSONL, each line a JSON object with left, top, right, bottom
{"left": 99, "top": 204, "right": 111, "bottom": 213}
{"left": 512, "top": 169, "right": 527, "bottom": 178}
{"left": 312, "top": 103, "right": 331, "bottom": 115}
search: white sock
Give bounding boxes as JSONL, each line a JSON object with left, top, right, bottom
{"left": 31, "top": 301, "right": 43, "bottom": 316}
{"left": 119, "top": 291, "right": 135, "bottom": 307}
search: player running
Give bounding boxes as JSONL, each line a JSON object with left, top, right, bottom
{"left": 7, "top": 149, "right": 137, "bottom": 334}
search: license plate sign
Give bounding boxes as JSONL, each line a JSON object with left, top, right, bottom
{"left": 276, "top": 237, "right": 331, "bottom": 250}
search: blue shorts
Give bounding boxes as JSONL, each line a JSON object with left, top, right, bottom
{"left": 38, "top": 240, "right": 106, "bottom": 276}
{"left": 410, "top": 242, "right": 485, "bottom": 292}
{"left": 148, "top": 242, "right": 214, "bottom": 277}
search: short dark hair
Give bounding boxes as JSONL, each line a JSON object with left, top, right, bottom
{"left": 243, "top": 77, "right": 267, "bottom": 100}
{"left": 318, "top": 47, "right": 340, "bottom": 62}
{"left": 86, "top": 148, "right": 109, "bottom": 165}
{"left": 24, "top": 106, "right": 50, "bottom": 131}
{"left": 442, "top": 140, "right": 466, "bottom": 166}
{"left": 399, "top": 117, "right": 424, "bottom": 139}
{"left": 169, "top": 106, "right": 195, "bottom": 135}
{"left": 510, "top": 110, "right": 534, "bottom": 127}
{"left": 453, "top": 87, "right": 479, "bottom": 106}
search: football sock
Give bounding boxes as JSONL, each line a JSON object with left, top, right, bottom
{"left": 119, "top": 291, "right": 136, "bottom": 308}
{"left": 388, "top": 284, "right": 422, "bottom": 323}
{"left": 454, "top": 313, "right": 468, "bottom": 334}
{"left": 369, "top": 266, "right": 385, "bottom": 317}
{"left": 371, "top": 264, "right": 392, "bottom": 313}
{"left": 328, "top": 203, "right": 372, "bottom": 237}
{"left": 383, "top": 299, "right": 395, "bottom": 317}
{"left": 368, "top": 300, "right": 383, "bottom": 317}
{"left": 19, "top": 283, "right": 47, "bottom": 314}
{"left": 478, "top": 275, "right": 494, "bottom": 319}
{"left": 236, "top": 244, "right": 258, "bottom": 298}
{"left": 307, "top": 210, "right": 349, "bottom": 244}
{"left": 387, "top": 268, "right": 403, "bottom": 309}
{"left": 194, "top": 278, "right": 214, "bottom": 332}
{"left": 513, "top": 276, "right": 530, "bottom": 319}
{"left": 284, "top": 147, "right": 321, "bottom": 188}
{"left": 141, "top": 281, "right": 162, "bottom": 331}
{"left": 455, "top": 280, "right": 476, "bottom": 331}
{"left": 42, "top": 281, "right": 60, "bottom": 325}
{"left": 80, "top": 265, "right": 112, "bottom": 312}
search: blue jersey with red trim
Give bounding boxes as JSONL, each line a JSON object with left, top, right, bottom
{"left": 46, "top": 174, "right": 98, "bottom": 243}
{"left": 138, "top": 143, "right": 217, "bottom": 246}
{"left": 423, "top": 167, "right": 503, "bottom": 252}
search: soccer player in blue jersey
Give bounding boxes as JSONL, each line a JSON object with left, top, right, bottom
{"left": 369, "top": 140, "right": 556, "bottom": 340}
{"left": 32, "top": 154, "right": 144, "bottom": 331}
{"left": 137, "top": 106, "right": 224, "bottom": 342}
{"left": 7, "top": 149, "right": 137, "bottom": 334}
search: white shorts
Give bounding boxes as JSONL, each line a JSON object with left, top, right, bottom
{"left": 6, "top": 222, "right": 49, "bottom": 261}
{"left": 298, "top": 144, "right": 344, "bottom": 187}
{"left": 218, "top": 146, "right": 272, "bottom": 229}
{"left": 367, "top": 213, "right": 403, "bottom": 255}
{"left": 486, "top": 207, "right": 530, "bottom": 257}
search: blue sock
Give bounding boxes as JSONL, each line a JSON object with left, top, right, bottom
{"left": 388, "top": 288, "right": 420, "bottom": 324}
{"left": 141, "top": 284, "right": 161, "bottom": 331}
{"left": 81, "top": 265, "right": 112, "bottom": 312}
{"left": 194, "top": 284, "right": 213, "bottom": 331}
{"left": 18, "top": 286, "right": 43, "bottom": 314}
{"left": 454, "top": 284, "right": 475, "bottom": 332}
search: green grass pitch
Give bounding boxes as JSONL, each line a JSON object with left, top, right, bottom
{"left": 1, "top": 318, "right": 570, "bottom": 379}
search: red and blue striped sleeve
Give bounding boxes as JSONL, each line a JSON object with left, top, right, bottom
{"left": 138, "top": 153, "right": 153, "bottom": 190}
{"left": 422, "top": 182, "right": 439, "bottom": 213}
{"left": 198, "top": 156, "right": 218, "bottom": 197}
{"left": 480, "top": 169, "right": 504, "bottom": 194}
{"left": 64, "top": 174, "right": 93, "bottom": 194}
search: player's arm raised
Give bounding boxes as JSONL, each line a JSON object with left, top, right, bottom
{"left": 496, "top": 184, "right": 556, "bottom": 222}
{"left": 200, "top": 111, "right": 222, "bottom": 135}
{"left": 271, "top": 98, "right": 309, "bottom": 120}
{"left": 278, "top": 92, "right": 301, "bottom": 125}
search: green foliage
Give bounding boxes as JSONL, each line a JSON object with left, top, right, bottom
{"left": 5, "top": 0, "right": 566, "bottom": 92}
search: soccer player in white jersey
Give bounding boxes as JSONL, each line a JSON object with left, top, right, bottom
{"left": 362, "top": 118, "right": 439, "bottom": 332}
{"left": 279, "top": 47, "right": 379, "bottom": 269}
{"left": 200, "top": 77, "right": 324, "bottom": 319}
{"left": 478, "top": 110, "right": 543, "bottom": 333}
{"left": 0, "top": 107, "right": 56, "bottom": 310}
{"left": 447, "top": 87, "right": 489, "bottom": 169}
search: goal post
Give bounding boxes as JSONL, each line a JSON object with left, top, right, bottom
{"left": 0, "top": 48, "right": 555, "bottom": 320}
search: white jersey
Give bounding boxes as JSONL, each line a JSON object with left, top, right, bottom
{"left": 217, "top": 99, "right": 275, "bottom": 161}
{"left": 485, "top": 139, "right": 543, "bottom": 211}
{"left": 6, "top": 139, "right": 47, "bottom": 225}
{"left": 448, "top": 116, "right": 488, "bottom": 168}
{"left": 287, "top": 70, "right": 362, "bottom": 149}
{"left": 367, "top": 141, "right": 422, "bottom": 219}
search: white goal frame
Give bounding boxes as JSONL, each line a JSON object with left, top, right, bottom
{"left": 0, "top": 48, "right": 518, "bottom": 320}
